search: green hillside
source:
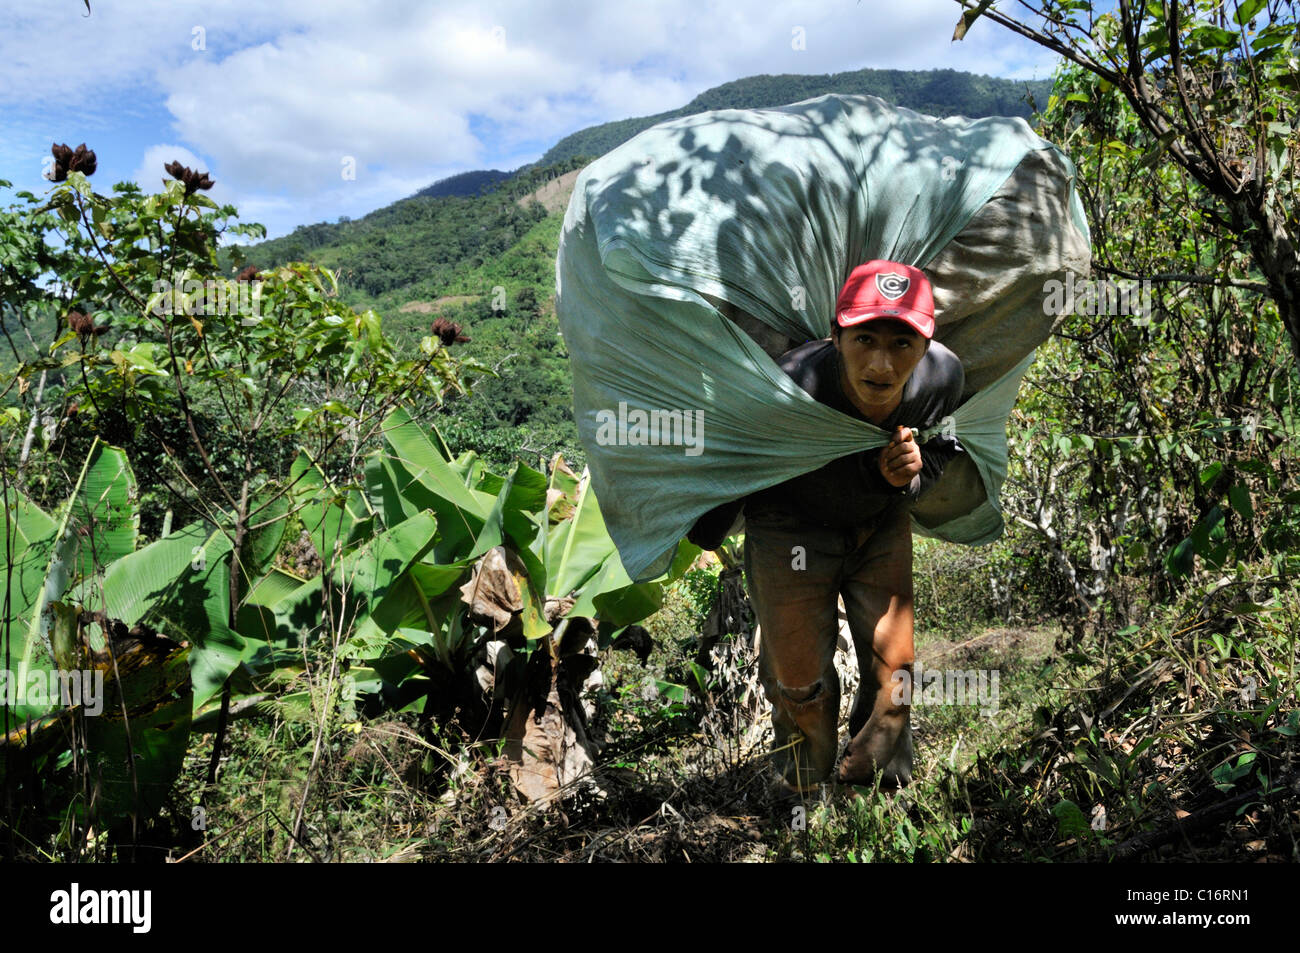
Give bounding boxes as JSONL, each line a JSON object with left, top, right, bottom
{"left": 221, "top": 158, "right": 584, "bottom": 302}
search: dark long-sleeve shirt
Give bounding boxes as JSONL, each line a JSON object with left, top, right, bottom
{"left": 688, "top": 337, "right": 965, "bottom": 545}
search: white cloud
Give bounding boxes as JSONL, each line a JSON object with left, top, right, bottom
{"left": 1, "top": 0, "right": 1062, "bottom": 238}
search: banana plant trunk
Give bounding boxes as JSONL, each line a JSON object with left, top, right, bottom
{"left": 501, "top": 633, "right": 599, "bottom": 803}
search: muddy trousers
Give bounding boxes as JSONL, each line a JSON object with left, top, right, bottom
{"left": 743, "top": 502, "right": 915, "bottom": 790}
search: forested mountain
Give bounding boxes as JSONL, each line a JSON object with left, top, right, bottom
{"left": 526, "top": 67, "right": 1050, "bottom": 169}
{"left": 411, "top": 168, "right": 512, "bottom": 199}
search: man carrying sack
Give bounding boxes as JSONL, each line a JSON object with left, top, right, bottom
{"left": 689, "top": 259, "right": 965, "bottom": 795}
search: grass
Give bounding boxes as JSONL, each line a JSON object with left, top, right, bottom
{"left": 947, "top": 568, "right": 1300, "bottom": 862}
{"left": 9, "top": 546, "right": 1295, "bottom": 863}
{"left": 152, "top": 565, "right": 1071, "bottom": 863}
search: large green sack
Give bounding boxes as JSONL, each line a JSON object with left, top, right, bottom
{"left": 555, "top": 93, "right": 1091, "bottom": 582}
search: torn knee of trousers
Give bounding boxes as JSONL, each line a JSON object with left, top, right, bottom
{"left": 778, "top": 679, "right": 825, "bottom": 706}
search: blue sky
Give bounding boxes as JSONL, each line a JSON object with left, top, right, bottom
{"left": 0, "top": 0, "right": 1062, "bottom": 242}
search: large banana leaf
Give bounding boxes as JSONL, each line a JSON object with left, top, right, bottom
{"left": 545, "top": 469, "right": 624, "bottom": 601}
{"left": 547, "top": 468, "right": 701, "bottom": 629}
{"left": 381, "top": 407, "right": 489, "bottom": 516}
{"left": 67, "top": 440, "right": 138, "bottom": 581}
{"left": 237, "top": 509, "right": 455, "bottom": 703}
{"left": 337, "top": 510, "right": 439, "bottom": 597}
{"left": 290, "top": 451, "right": 374, "bottom": 568}
{"left": 82, "top": 651, "right": 191, "bottom": 828}
{"left": 591, "top": 535, "right": 700, "bottom": 628}
{"left": 379, "top": 407, "right": 495, "bottom": 557}
{"left": 1, "top": 440, "right": 135, "bottom": 723}
{"left": 331, "top": 510, "right": 445, "bottom": 655}
{"left": 238, "top": 509, "right": 443, "bottom": 660}
{"left": 239, "top": 573, "right": 325, "bottom": 666}
{"left": 349, "top": 560, "right": 468, "bottom": 648}
{"left": 365, "top": 451, "right": 410, "bottom": 520}
{"left": 244, "top": 482, "right": 291, "bottom": 578}
{"left": 0, "top": 491, "right": 58, "bottom": 722}
{"left": 243, "top": 566, "right": 309, "bottom": 608}
{"left": 102, "top": 520, "right": 239, "bottom": 711}
{"left": 213, "top": 569, "right": 310, "bottom": 683}
{"left": 344, "top": 565, "right": 473, "bottom": 688}
{"left": 339, "top": 455, "right": 556, "bottom": 679}
{"left": 476, "top": 461, "right": 548, "bottom": 554}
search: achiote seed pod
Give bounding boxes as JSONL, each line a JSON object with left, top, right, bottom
{"left": 431, "top": 317, "right": 470, "bottom": 345}
{"left": 164, "top": 159, "right": 215, "bottom": 195}
{"left": 47, "top": 142, "right": 97, "bottom": 181}
{"left": 66, "top": 310, "right": 109, "bottom": 338}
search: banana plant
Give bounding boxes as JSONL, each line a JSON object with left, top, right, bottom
{"left": 0, "top": 439, "right": 197, "bottom": 830}
{"left": 333, "top": 407, "right": 699, "bottom": 799}
{"left": 1, "top": 438, "right": 137, "bottom": 729}
{"left": 0, "top": 407, "right": 697, "bottom": 814}
{"left": 246, "top": 406, "right": 698, "bottom": 735}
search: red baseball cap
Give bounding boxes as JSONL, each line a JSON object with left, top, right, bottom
{"left": 835, "top": 260, "right": 935, "bottom": 338}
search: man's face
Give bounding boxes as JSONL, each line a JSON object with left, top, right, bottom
{"left": 833, "top": 318, "right": 929, "bottom": 423}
